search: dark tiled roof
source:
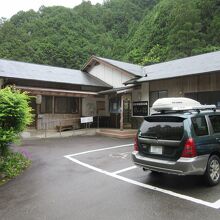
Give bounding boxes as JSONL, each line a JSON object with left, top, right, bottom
{"left": 138, "top": 51, "right": 220, "bottom": 82}
{"left": 0, "top": 59, "right": 111, "bottom": 88}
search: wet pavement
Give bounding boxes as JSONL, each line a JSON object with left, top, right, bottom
{"left": 0, "top": 136, "right": 220, "bottom": 220}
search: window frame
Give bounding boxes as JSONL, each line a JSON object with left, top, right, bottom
{"left": 141, "top": 116, "right": 184, "bottom": 141}
{"left": 191, "top": 115, "right": 209, "bottom": 137}
{"left": 149, "top": 90, "right": 168, "bottom": 107}
{"left": 209, "top": 115, "right": 220, "bottom": 134}
{"left": 54, "top": 96, "right": 79, "bottom": 114}
{"left": 40, "top": 96, "right": 53, "bottom": 114}
{"left": 109, "top": 97, "right": 120, "bottom": 113}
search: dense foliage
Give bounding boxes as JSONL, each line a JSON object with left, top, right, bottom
{"left": 0, "top": 87, "right": 32, "bottom": 184}
{"left": 0, "top": 151, "right": 31, "bottom": 180}
{"left": 0, "top": 87, "right": 32, "bottom": 156}
{"left": 0, "top": 0, "right": 220, "bottom": 67}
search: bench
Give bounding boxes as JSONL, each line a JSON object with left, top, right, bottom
{"left": 56, "top": 125, "right": 73, "bottom": 132}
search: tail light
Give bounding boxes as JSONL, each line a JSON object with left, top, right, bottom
{"left": 181, "top": 138, "right": 197, "bottom": 158}
{"left": 134, "top": 134, "right": 139, "bottom": 151}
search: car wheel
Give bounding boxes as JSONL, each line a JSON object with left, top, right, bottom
{"left": 204, "top": 155, "right": 220, "bottom": 186}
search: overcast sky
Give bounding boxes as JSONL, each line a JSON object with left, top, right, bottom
{"left": 0, "top": 0, "right": 104, "bottom": 19}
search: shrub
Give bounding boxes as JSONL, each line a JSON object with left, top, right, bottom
{"left": 0, "top": 151, "right": 31, "bottom": 178}
{"left": 0, "top": 86, "right": 33, "bottom": 156}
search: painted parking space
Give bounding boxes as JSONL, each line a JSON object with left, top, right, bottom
{"left": 64, "top": 144, "right": 220, "bottom": 210}
{"left": 67, "top": 144, "right": 134, "bottom": 173}
{"left": 120, "top": 167, "right": 220, "bottom": 203}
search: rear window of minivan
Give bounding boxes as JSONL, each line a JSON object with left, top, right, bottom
{"left": 140, "top": 116, "right": 184, "bottom": 141}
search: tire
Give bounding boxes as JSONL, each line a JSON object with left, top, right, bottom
{"left": 204, "top": 155, "right": 220, "bottom": 186}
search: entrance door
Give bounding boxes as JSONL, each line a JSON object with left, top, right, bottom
{"left": 123, "top": 94, "right": 132, "bottom": 128}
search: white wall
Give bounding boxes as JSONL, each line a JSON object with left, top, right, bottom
{"left": 141, "top": 82, "right": 149, "bottom": 102}
{"left": 132, "top": 88, "right": 142, "bottom": 102}
{"left": 89, "top": 63, "right": 134, "bottom": 88}
{"left": 141, "top": 82, "right": 150, "bottom": 115}
{"left": 82, "top": 95, "right": 109, "bottom": 117}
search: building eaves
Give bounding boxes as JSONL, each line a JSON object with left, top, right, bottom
{"left": 98, "top": 85, "right": 135, "bottom": 95}
{"left": 124, "top": 77, "right": 140, "bottom": 85}
{"left": 0, "top": 59, "right": 112, "bottom": 88}
{"left": 16, "top": 86, "right": 98, "bottom": 97}
{"left": 138, "top": 51, "right": 220, "bottom": 83}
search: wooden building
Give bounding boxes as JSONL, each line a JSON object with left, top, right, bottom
{"left": 82, "top": 56, "right": 145, "bottom": 130}
{"left": 0, "top": 59, "right": 111, "bottom": 130}
{"left": 125, "top": 50, "right": 220, "bottom": 127}
{"left": 1, "top": 51, "right": 220, "bottom": 131}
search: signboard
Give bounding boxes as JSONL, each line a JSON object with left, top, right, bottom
{"left": 132, "top": 101, "right": 148, "bottom": 117}
{"left": 80, "top": 117, "right": 93, "bottom": 124}
{"left": 109, "top": 98, "right": 120, "bottom": 113}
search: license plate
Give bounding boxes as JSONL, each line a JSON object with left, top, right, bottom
{"left": 150, "top": 146, "right": 163, "bottom": 155}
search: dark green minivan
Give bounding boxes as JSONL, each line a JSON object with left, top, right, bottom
{"left": 132, "top": 109, "right": 220, "bottom": 186}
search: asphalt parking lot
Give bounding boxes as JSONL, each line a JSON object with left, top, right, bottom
{"left": 0, "top": 136, "right": 220, "bottom": 220}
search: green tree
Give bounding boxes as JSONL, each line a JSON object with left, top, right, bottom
{"left": 0, "top": 0, "right": 219, "bottom": 68}
{"left": 0, "top": 87, "right": 33, "bottom": 156}
{"left": 141, "top": 44, "right": 168, "bottom": 65}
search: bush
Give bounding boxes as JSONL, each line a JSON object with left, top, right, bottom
{"left": 0, "top": 86, "right": 33, "bottom": 156}
{"left": 0, "top": 151, "right": 31, "bottom": 178}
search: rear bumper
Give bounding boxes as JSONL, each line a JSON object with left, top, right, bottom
{"left": 132, "top": 151, "right": 209, "bottom": 175}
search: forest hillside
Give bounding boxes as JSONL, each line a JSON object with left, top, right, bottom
{"left": 0, "top": 0, "right": 219, "bottom": 68}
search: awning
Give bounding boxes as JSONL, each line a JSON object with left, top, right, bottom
{"left": 98, "top": 85, "right": 135, "bottom": 95}
{"left": 15, "top": 86, "right": 98, "bottom": 97}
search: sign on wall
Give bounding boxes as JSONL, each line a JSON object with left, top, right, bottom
{"left": 81, "top": 117, "right": 93, "bottom": 124}
{"left": 132, "top": 101, "right": 148, "bottom": 117}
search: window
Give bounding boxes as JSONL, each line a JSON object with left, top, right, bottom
{"left": 185, "top": 91, "right": 220, "bottom": 108}
{"left": 54, "top": 97, "right": 79, "bottom": 114}
{"left": 30, "top": 97, "right": 36, "bottom": 114}
{"left": 40, "top": 96, "right": 53, "bottom": 113}
{"left": 150, "top": 90, "right": 168, "bottom": 106}
{"left": 191, "top": 116, "right": 208, "bottom": 136}
{"left": 109, "top": 98, "right": 120, "bottom": 113}
{"left": 97, "top": 101, "right": 105, "bottom": 114}
{"left": 209, "top": 115, "right": 220, "bottom": 133}
{"left": 141, "top": 116, "right": 184, "bottom": 141}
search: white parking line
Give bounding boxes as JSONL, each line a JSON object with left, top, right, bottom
{"left": 65, "top": 143, "right": 133, "bottom": 157}
{"left": 213, "top": 199, "right": 220, "bottom": 208}
{"left": 113, "top": 166, "right": 137, "bottom": 175}
{"left": 64, "top": 144, "right": 220, "bottom": 210}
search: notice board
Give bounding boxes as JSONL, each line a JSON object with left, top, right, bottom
{"left": 132, "top": 101, "right": 148, "bottom": 117}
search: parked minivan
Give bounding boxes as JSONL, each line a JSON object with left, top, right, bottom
{"left": 132, "top": 98, "right": 220, "bottom": 186}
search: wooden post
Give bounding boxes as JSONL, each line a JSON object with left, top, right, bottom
{"left": 59, "top": 120, "right": 62, "bottom": 136}
{"left": 52, "top": 96, "right": 55, "bottom": 114}
{"left": 45, "top": 122, "right": 47, "bottom": 138}
{"left": 36, "top": 104, "right": 40, "bottom": 130}
{"left": 120, "top": 95, "right": 124, "bottom": 131}
{"left": 97, "top": 114, "right": 99, "bottom": 129}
